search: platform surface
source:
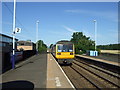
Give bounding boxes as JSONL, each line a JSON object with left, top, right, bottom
{"left": 1, "top": 53, "right": 75, "bottom": 89}
{"left": 76, "top": 55, "right": 120, "bottom": 67}
{"left": 47, "top": 53, "right": 75, "bottom": 89}
{"left": 1, "top": 54, "right": 47, "bottom": 89}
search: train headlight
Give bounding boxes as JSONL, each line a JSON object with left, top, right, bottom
{"left": 70, "top": 52, "right": 73, "bottom": 55}
{"left": 57, "top": 53, "right": 61, "bottom": 55}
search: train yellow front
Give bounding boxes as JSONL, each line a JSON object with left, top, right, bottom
{"left": 51, "top": 40, "right": 75, "bottom": 64}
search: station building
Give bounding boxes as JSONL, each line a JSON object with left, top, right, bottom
{"left": 0, "top": 33, "right": 18, "bottom": 53}
{"left": 0, "top": 33, "right": 18, "bottom": 73}
{"left": 17, "top": 40, "right": 36, "bottom": 51}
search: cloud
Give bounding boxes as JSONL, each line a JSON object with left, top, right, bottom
{"left": 65, "top": 9, "right": 118, "bottom": 22}
{"left": 62, "top": 25, "right": 78, "bottom": 32}
{"left": 82, "top": 29, "right": 93, "bottom": 38}
{"left": 65, "top": 9, "right": 83, "bottom": 13}
{"left": 63, "top": 26, "right": 95, "bottom": 39}
{"left": 48, "top": 30, "right": 69, "bottom": 36}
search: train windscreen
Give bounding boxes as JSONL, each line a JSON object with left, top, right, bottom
{"left": 57, "top": 44, "right": 73, "bottom": 52}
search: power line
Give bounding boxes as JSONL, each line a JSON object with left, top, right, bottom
{"left": 3, "top": 2, "right": 13, "bottom": 14}
{"left": 3, "top": 2, "right": 33, "bottom": 35}
{"left": 3, "top": 32, "right": 33, "bottom": 40}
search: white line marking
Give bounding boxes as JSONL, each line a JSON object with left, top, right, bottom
{"left": 55, "top": 77, "right": 61, "bottom": 87}
{"left": 51, "top": 54, "right": 76, "bottom": 89}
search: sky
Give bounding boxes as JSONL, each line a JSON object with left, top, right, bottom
{"left": 2, "top": 2, "right": 118, "bottom": 46}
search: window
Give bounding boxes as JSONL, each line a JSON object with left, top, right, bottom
{"left": 0, "top": 43, "right": 2, "bottom": 47}
{"left": 0, "top": 36, "right": 2, "bottom": 41}
{"left": 57, "top": 44, "right": 73, "bottom": 52}
{"left": 25, "top": 42, "right": 31, "bottom": 46}
{"left": 10, "top": 38, "right": 12, "bottom": 43}
{"left": 68, "top": 45, "right": 73, "bottom": 52}
{"left": 20, "top": 43, "right": 24, "bottom": 45}
{"left": 58, "top": 45, "right": 63, "bottom": 52}
{"left": 2, "top": 36, "right": 7, "bottom": 42}
{"left": 6, "top": 38, "right": 10, "bottom": 42}
{"left": 2, "top": 43, "right": 6, "bottom": 47}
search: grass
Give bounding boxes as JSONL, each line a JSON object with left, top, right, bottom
{"left": 100, "top": 50, "right": 120, "bottom": 54}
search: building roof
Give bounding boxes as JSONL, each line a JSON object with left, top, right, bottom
{"left": 0, "top": 33, "right": 18, "bottom": 40}
{"left": 56, "top": 40, "right": 73, "bottom": 44}
{"left": 17, "top": 40, "right": 35, "bottom": 46}
{"left": 17, "top": 40, "right": 32, "bottom": 43}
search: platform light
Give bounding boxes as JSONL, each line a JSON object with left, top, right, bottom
{"left": 12, "top": 0, "right": 21, "bottom": 69}
{"left": 36, "top": 20, "right": 39, "bottom": 55}
{"left": 57, "top": 53, "right": 61, "bottom": 55}
{"left": 15, "top": 28, "right": 21, "bottom": 33}
{"left": 94, "top": 20, "right": 97, "bottom": 51}
{"left": 93, "top": 20, "right": 98, "bottom": 56}
{"left": 70, "top": 52, "right": 73, "bottom": 55}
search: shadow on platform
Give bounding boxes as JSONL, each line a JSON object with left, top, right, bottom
{"left": 1, "top": 80, "right": 34, "bottom": 90}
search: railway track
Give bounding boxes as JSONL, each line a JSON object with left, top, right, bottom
{"left": 61, "top": 59, "right": 120, "bottom": 89}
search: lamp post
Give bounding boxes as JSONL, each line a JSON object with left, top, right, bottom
{"left": 12, "top": 0, "right": 16, "bottom": 69}
{"left": 94, "top": 20, "right": 97, "bottom": 51}
{"left": 12, "top": 0, "right": 21, "bottom": 69}
{"left": 36, "top": 20, "right": 39, "bottom": 54}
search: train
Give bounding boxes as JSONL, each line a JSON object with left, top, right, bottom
{"left": 51, "top": 40, "right": 75, "bottom": 64}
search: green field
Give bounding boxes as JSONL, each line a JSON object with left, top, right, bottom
{"left": 101, "top": 50, "right": 120, "bottom": 54}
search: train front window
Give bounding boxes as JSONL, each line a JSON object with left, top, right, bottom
{"left": 62, "top": 45, "right": 69, "bottom": 52}
{"left": 69, "top": 45, "right": 73, "bottom": 52}
{"left": 57, "top": 45, "right": 63, "bottom": 52}
{"left": 57, "top": 44, "right": 73, "bottom": 52}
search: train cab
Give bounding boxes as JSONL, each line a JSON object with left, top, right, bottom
{"left": 51, "top": 40, "right": 75, "bottom": 64}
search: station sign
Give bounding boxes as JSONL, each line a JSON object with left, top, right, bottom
{"left": 15, "top": 28, "right": 21, "bottom": 33}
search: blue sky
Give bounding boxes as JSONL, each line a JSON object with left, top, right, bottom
{"left": 2, "top": 2, "right": 118, "bottom": 46}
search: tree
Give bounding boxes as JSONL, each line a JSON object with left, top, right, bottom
{"left": 37, "top": 40, "right": 47, "bottom": 53}
{"left": 49, "top": 44, "right": 53, "bottom": 48}
{"left": 97, "top": 44, "right": 120, "bottom": 50}
{"left": 71, "top": 32, "right": 95, "bottom": 54}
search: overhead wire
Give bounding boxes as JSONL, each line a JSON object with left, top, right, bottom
{"left": 3, "top": 32, "right": 33, "bottom": 40}
{"left": 2, "top": 2, "right": 34, "bottom": 37}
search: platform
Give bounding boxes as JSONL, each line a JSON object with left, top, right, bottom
{"left": 47, "top": 53, "right": 75, "bottom": 89}
{"left": 76, "top": 55, "right": 120, "bottom": 67}
{"left": 1, "top": 54, "right": 47, "bottom": 89}
{"left": 1, "top": 53, "right": 75, "bottom": 89}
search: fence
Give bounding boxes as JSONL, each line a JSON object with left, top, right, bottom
{"left": 2, "top": 50, "right": 36, "bottom": 73}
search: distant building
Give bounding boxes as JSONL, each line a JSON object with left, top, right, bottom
{"left": 17, "top": 40, "right": 36, "bottom": 51}
{"left": 0, "top": 33, "right": 18, "bottom": 53}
